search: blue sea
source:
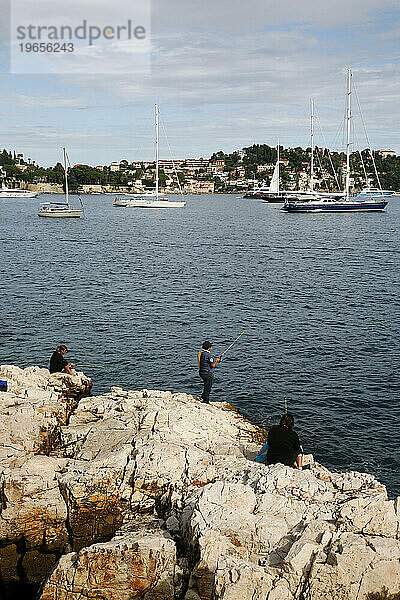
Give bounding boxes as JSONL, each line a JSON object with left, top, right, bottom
{"left": 1, "top": 193, "right": 399, "bottom": 497}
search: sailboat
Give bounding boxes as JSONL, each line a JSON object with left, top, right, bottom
{"left": 115, "top": 105, "right": 186, "bottom": 209}
{"left": 262, "top": 104, "right": 342, "bottom": 204}
{"left": 38, "top": 148, "right": 83, "bottom": 218}
{"left": 282, "top": 69, "right": 388, "bottom": 213}
{"left": 258, "top": 140, "right": 283, "bottom": 202}
{"left": 244, "top": 139, "right": 294, "bottom": 202}
{"left": 243, "top": 142, "right": 282, "bottom": 201}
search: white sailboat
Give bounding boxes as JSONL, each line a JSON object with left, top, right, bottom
{"left": 269, "top": 142, "right": 280, "bottom": 196}
{"left": 261, "top": 105, "right": 342, "bottom": 203}
{"left": 38, "top": 148, "right": 83, "bottom": 218}
{"left": 282, "top": 69, "right": 388, "bottom": 213}
{"left": 115, "top": 105, "right": 186, "bottom": 209}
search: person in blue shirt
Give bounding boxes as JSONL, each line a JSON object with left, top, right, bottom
{"left": 198, "top": 340, "right": 221, "bottom": 403}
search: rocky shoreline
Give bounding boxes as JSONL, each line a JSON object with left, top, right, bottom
{"left": 0, "top": 365, "right": 399, "bottom": 600}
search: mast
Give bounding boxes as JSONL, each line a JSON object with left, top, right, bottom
{"left": 277, "top": 137, "right": 280, "bottom": 196}
{"left": 155, "top": 104, "right": 159, "bottom": 200}
{"left": 310, "top": 98, "right": 314, "bottom": 193}
{"left": 63, "top": 147, "right": 69, "bottom": 208}
{"left": 345, "top": 68, "right": 352, "bottom": 201}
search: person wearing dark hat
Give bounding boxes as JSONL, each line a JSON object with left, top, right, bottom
{"left": 198, "top": 340, "right": 221, "bottom": 403}
{"left": 49, "top": 345, "right": 75, "bottom": 376}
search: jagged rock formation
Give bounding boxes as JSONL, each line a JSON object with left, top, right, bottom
{"left": 0, "top": 365, "right": 399, "bottom": 599}
{"left": 0, "top": 365, "right": 92, "bottom": 591}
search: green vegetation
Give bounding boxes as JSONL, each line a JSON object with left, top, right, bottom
{"left": 210, "top": 144, "right": 400, "bottom": 191}
{"left": 1, "top": 144, "right": 399, "bottom": 192}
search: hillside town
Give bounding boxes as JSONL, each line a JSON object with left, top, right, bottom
{"left": 0, "top": 145, "right": 399, "bottom": 194}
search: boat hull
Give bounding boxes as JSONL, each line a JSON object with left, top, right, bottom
{"left": 261, "top": 194, "right": 284, "bottom": 203}
{"left": 125, "top": 200, "right": 186, "bottom": 208}
{"left": 0, "top": 190, "right": 38, "bottom": 198}
{"left": 116, "top": 199, "right": 186, "bottom": 208}
{"left": 282, "top": 200, "right": 388, "bottom": 213}
{"left": 38, "top": 208, "right": 83, "bottom": 218}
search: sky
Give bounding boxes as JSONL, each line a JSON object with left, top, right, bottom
{"left": 0, "top": 0, "right": 400, "bottom": 166}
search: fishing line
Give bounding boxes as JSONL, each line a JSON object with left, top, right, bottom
{"left": 219, "top": 330, "right": 246, "bottom": 358}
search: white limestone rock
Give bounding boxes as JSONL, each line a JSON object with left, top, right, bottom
{"left": 0, "top": 367, "right": 399, "bottom": 600}
{"left": 40, "top": 519, "right": 177, "bottom": 600}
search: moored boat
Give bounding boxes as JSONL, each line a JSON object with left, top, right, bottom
{"left": 38, "top": 148, "right": 83, "bottom": 218}
{"left": 0, "top": 186, "right": 38, "bottom": 198}
{"left": 38, "top": 203, "right": 84, "bottom": 218}
{"left": 282, "top": 69, "right": 389, "bottom": 215}
{"left": 115, "top": 105, "right": 186, "bottom": 209}
{"left": 282, "top": 197, "right": 388, "bottom": 213}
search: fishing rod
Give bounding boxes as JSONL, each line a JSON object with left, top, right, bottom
{"left": 219, "top": 330, "right": 246, "bottom": 358}
{"left": 75, "top": 364, "right": 104, "bottom": 369}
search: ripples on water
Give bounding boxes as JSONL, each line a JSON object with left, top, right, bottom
{"left": 1, "top": 194, "right": 399, "bottom": 496}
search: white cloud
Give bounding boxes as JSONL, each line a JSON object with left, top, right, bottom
{"left": 152, "top": 0, "right": 399, "bottom": 31}
{"left": 1, "top": 0, "right": 400, "bottom": 163}
{"left": 13, "top": 93, "right": 89, "bottom": 108}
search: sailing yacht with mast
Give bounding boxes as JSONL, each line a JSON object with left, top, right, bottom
{"left": 256, "top": 104, "right": 342, "bottom": 203}
{"left": 258, "top": 139, "right": 283, "bottom": 202}
{"left": 38, "top": 148, "right": 83, "bottom": 218}
{"left": 282, "top": 69, "right": 388, "bottom": 213}
{"left": 115, "top": 105, "right": 186, "bottom": 209}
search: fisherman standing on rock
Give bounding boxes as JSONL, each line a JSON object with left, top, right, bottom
{"left": 198, "top": 341, "right": 221, "bottom": 404}
{"left": 197, "top": 332, "right": 245, "bottom": 404}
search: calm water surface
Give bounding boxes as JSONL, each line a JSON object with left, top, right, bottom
{"left": 1, "top": 194, "right": 399, "bottom": 496}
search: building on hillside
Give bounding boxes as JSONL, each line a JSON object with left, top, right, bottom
{"left": 80, "top": 184, "right": 103, "bottom": 194}
{"left": 209, "top": 159, "right": 225, "bottom": 172}
{"left": 257, "top": 164, "right": 274, "bottom": 173}
{"left": 230, "top": 167, "right": 246, "bottom": 178}
{"left": 158, "top": 159, "right": 185, "bottom": 170}
{"left": 183, "top": 158, "right": 209, "bottom": 170}
{"left": 235, "top": 150, "right": 246, "bottom": 161}
{"left": 110, "top": 162, "right": 120, "bottom": 172}
{"left": 184, "top": 179, "right": 215, "bottom": 193}
{"left": 375, "top": 149, "right": 396, "bottom": 158}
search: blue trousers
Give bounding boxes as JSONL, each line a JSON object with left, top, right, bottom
{"left": 200, "top": 372, "right": 213, "bottom": 403}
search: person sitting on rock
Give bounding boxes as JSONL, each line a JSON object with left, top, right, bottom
{"left": 49, "top": 344, "right": 75, "bottom": 376}
{"left": 267, "top": 412, "right": 303, "bottom": 469}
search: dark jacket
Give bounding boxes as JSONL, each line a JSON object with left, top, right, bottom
{"left": 267, "top": 425, "right": 301, "bottom": 467}
{"left": 199, "top": 349, "right": 217, "bottom": 374}
{"left": 49, "top": 351, "right": 67, "bottom": 374}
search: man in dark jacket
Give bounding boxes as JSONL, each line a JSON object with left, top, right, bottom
{"left": 49, "top": 345, "right": 75, "bottom": 375}
{"left": 267, "top": 413, "right": 303, "bottom": 469}
{"left": 198, "top": 340, "right": 220, "bottom": 403}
